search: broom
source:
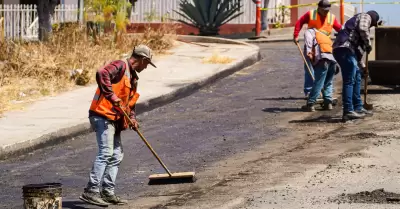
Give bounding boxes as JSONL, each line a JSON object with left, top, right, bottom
{"left": 119, "top": 107, "right": 196, "bottom": 185}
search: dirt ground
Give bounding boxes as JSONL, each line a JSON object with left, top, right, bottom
{"left": 120, "top": 84, "right": 400, "bottom": 209}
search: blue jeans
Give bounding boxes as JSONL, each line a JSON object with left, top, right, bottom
{"left": 86, "top": 116, "right": 124, "bottom": 195}
{"left": 303, "top": 51, "right": 315, "bottom": 96}
{"left": 307, "top": 60, "right": 336, "bottom": 104}
{"left": 333, "top": 47, "right": 363, "bottom": 113}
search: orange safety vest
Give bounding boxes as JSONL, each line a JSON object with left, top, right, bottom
{"left": 314, "top": 29, "right": 333, "bottom": 53}
{"left": 89, "top": 60, "right": 140, "bottom": 125}
{"left": 308, "top": 9, "right": 335, "bottom": 36}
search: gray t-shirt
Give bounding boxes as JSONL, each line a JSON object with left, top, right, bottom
{"left": 304, "top": 28, "right": 336, "bottom": 66}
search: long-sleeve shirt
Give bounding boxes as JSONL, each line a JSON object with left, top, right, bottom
{"left": 304, "top": 28, "right": 336, "bottom": 66}
{"left": 294, "top": 11, "right": 342, "bottom": 39}
{"left": 90, "top": 59, "right": 139, "bottom": 120}
{"left": 333, "top": 13, "right": 372, "bottom": 68}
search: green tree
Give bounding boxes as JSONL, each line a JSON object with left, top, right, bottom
{"left": 84, "top": 0, "right": 132, "bottom": 42}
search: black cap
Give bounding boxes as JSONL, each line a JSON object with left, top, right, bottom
{"left": 366, "top": 10, "right": 380, "bottom": 27}
{"left": 318, "top": 0, "right": 331, "bottom": 10}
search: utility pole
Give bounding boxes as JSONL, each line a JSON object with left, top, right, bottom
{"left": 360, "top": 0, "right": 364, "bottom": 13}
{"left": 340, "top": 0, "right": 344, "bottom": 24}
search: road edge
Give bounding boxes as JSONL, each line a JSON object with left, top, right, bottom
{"left": 244, "top": 36, "right": 374, "bottom": 44}
{"left": 0, "top": 39, "right": 262, "bottom": 160}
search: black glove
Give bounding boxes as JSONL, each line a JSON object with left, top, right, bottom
{"left": 293, "top": 37, "right": 299, "bottom": 44}
{"left": 335, "top": 64, "right": 341, "bottom": 75}
{"left": 366, "top": 45, "right": 372, "bottom": 54}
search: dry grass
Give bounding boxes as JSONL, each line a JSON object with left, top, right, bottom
{"left": 0, "top": 23, "right": 178, "bottom": 115}
{"left": 202, "top": 50, "right": 235, "bottom": 64}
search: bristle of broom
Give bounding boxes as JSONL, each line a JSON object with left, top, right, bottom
{"left": 148, "top": 172, "right": 196, "bottom": 185}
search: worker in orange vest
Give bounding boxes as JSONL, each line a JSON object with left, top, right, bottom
{"left": 80, "top": 45, "right": 156, "bottom": 207}
{"left": 301, "top": 27, "right": 340, "bottom": 112}
{"left": 293, "top": 0, "right": 342, "bottom": 99}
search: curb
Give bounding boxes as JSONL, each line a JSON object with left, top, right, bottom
{"left": 0, "top": 38, "right": 262, "bottom": 160}
{"left": 245, "top": 37, "right": 297, "bottom": 43}
{"left": 177, "top": 35, "right": 259, "bottom": 48}
{"left": 244, "top": 36, "right": 375, "bottom": 44}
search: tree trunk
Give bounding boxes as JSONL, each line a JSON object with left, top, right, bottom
{"left": 262, "top": 0, "right": 269, "bottom": 31}
{"left": 38, "top": 0, "right": 58, "bottom": 41}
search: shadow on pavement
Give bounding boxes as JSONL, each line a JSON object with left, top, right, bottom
{"left": 63, "top": 200, "right": 97, "bottom": 209}
{"left": 262, "top": 107, "right": 302, "bottom": 113}
{"left": 289, "top": 115, "right": 343, "bottom": 124}
{"left": 255, "top": 97, "right": 305, "bottom": 101}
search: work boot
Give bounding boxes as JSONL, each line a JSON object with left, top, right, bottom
{"left": 101, "top": 191, "right": 128, "bottom": 205}
{"left": 80, "top": 190, "right": 110, "bottom": 207}
{"left": 304, "top": 92, "right": 310, "bottom": 100}
{"left": 301, "top": 103, "right": 315, "bottom": 112}
{"left": 323, "top": 101, "right": 333, "bottom": 110}
{"left": 356, "top": 108, "right": 373, "bottom": 117}
{"left": 342, "top": 111, "right": 366, "bottom": 121}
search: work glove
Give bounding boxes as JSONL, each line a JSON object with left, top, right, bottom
{"left": 112, "top": 97, "right": 122, "bottom": 107}
{"left": 306, "top": 52, "right": 315, "bottom": 63}
{"left": 129, "top": 118, "right": 140, "bottom": 131}
{"left": 335, "top": 65, "right": 341, "bottom": 75}
{"left": 293, "top": 37, "right": 299, "bottom": 44}
{"left": 112, "top": 98, "right": 126, "bottom": 117}
{"left": 366, "top": 45, "right": 372, "bottom": 54}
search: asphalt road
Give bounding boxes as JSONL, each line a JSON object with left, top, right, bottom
{"left": 0, "top": 42, "right": 311, "bottom": 209}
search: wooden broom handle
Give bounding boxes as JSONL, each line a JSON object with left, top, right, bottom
{"left": 119, "top": 107, "right": 172, "bottom": 176}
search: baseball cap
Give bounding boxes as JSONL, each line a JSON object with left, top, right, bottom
{"left": 318, "top": 0, "right": 331, "bottom": 11}
{"left": 132, "top": 44, "right": 157, "bottom": 68}
{"left": 366, "top": 10, "right": 381, "bottom": 27}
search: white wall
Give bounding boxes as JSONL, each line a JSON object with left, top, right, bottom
{"left": 62, "top": 0, "right": 78, "bottom": 4}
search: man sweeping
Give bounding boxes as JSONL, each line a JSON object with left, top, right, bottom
{"left": 301, "top": 27, "right": 339, "bottom": 112}
{"left": 333, "top": 10, "right": 381, "bottom": 121}
{"left": 80, "top": 44, "right": 156, "bottom": 206}
{"left": 293, "top": 0, "right": 342, "bottom": 99}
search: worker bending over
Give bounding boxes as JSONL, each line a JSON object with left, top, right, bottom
{"left": 301, "top": 28, "right": 339, "bottom": 112}
{"left": 293, "top": 0, "right": 341, "bottom": 99}
{"left": 333, "top": 10, "right": 381, "bottom": 121}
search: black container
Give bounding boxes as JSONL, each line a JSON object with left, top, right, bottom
{"left": 369, "top": 60, "right": 400, "bottom": 85}
{"left": 22, "top": 183, "right": 62, "bottom": 209}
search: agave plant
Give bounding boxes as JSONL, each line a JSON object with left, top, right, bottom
{"left": 174, "top": 0, "right": 244, "bottom": 36}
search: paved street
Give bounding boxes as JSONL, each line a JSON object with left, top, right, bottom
{"left": 0, "top": 42, "right": 313, "bottom": 208}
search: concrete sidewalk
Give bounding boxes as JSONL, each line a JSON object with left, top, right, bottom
{"left": 0, "top": 38, "right": 261, "bottom": 159}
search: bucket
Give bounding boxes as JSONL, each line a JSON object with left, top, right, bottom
{"left": 22, "top": 183, "right": 62, "bottom": 209}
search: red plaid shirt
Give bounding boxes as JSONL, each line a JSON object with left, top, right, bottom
{"left": 91, "top": 59, "right": 139, "bottom": 120}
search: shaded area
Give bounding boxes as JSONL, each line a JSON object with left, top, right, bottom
{"left": 255, "top": 97, "right": 306, "bottom": 101}
{"left": 289, "top": 115, "right": 344, "bottom": 124}
{"left": 262, "top": 107, "right": 302, "bottom": 113}
{"left": 63, "top": 200, "right": 93, "bottom": 209}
